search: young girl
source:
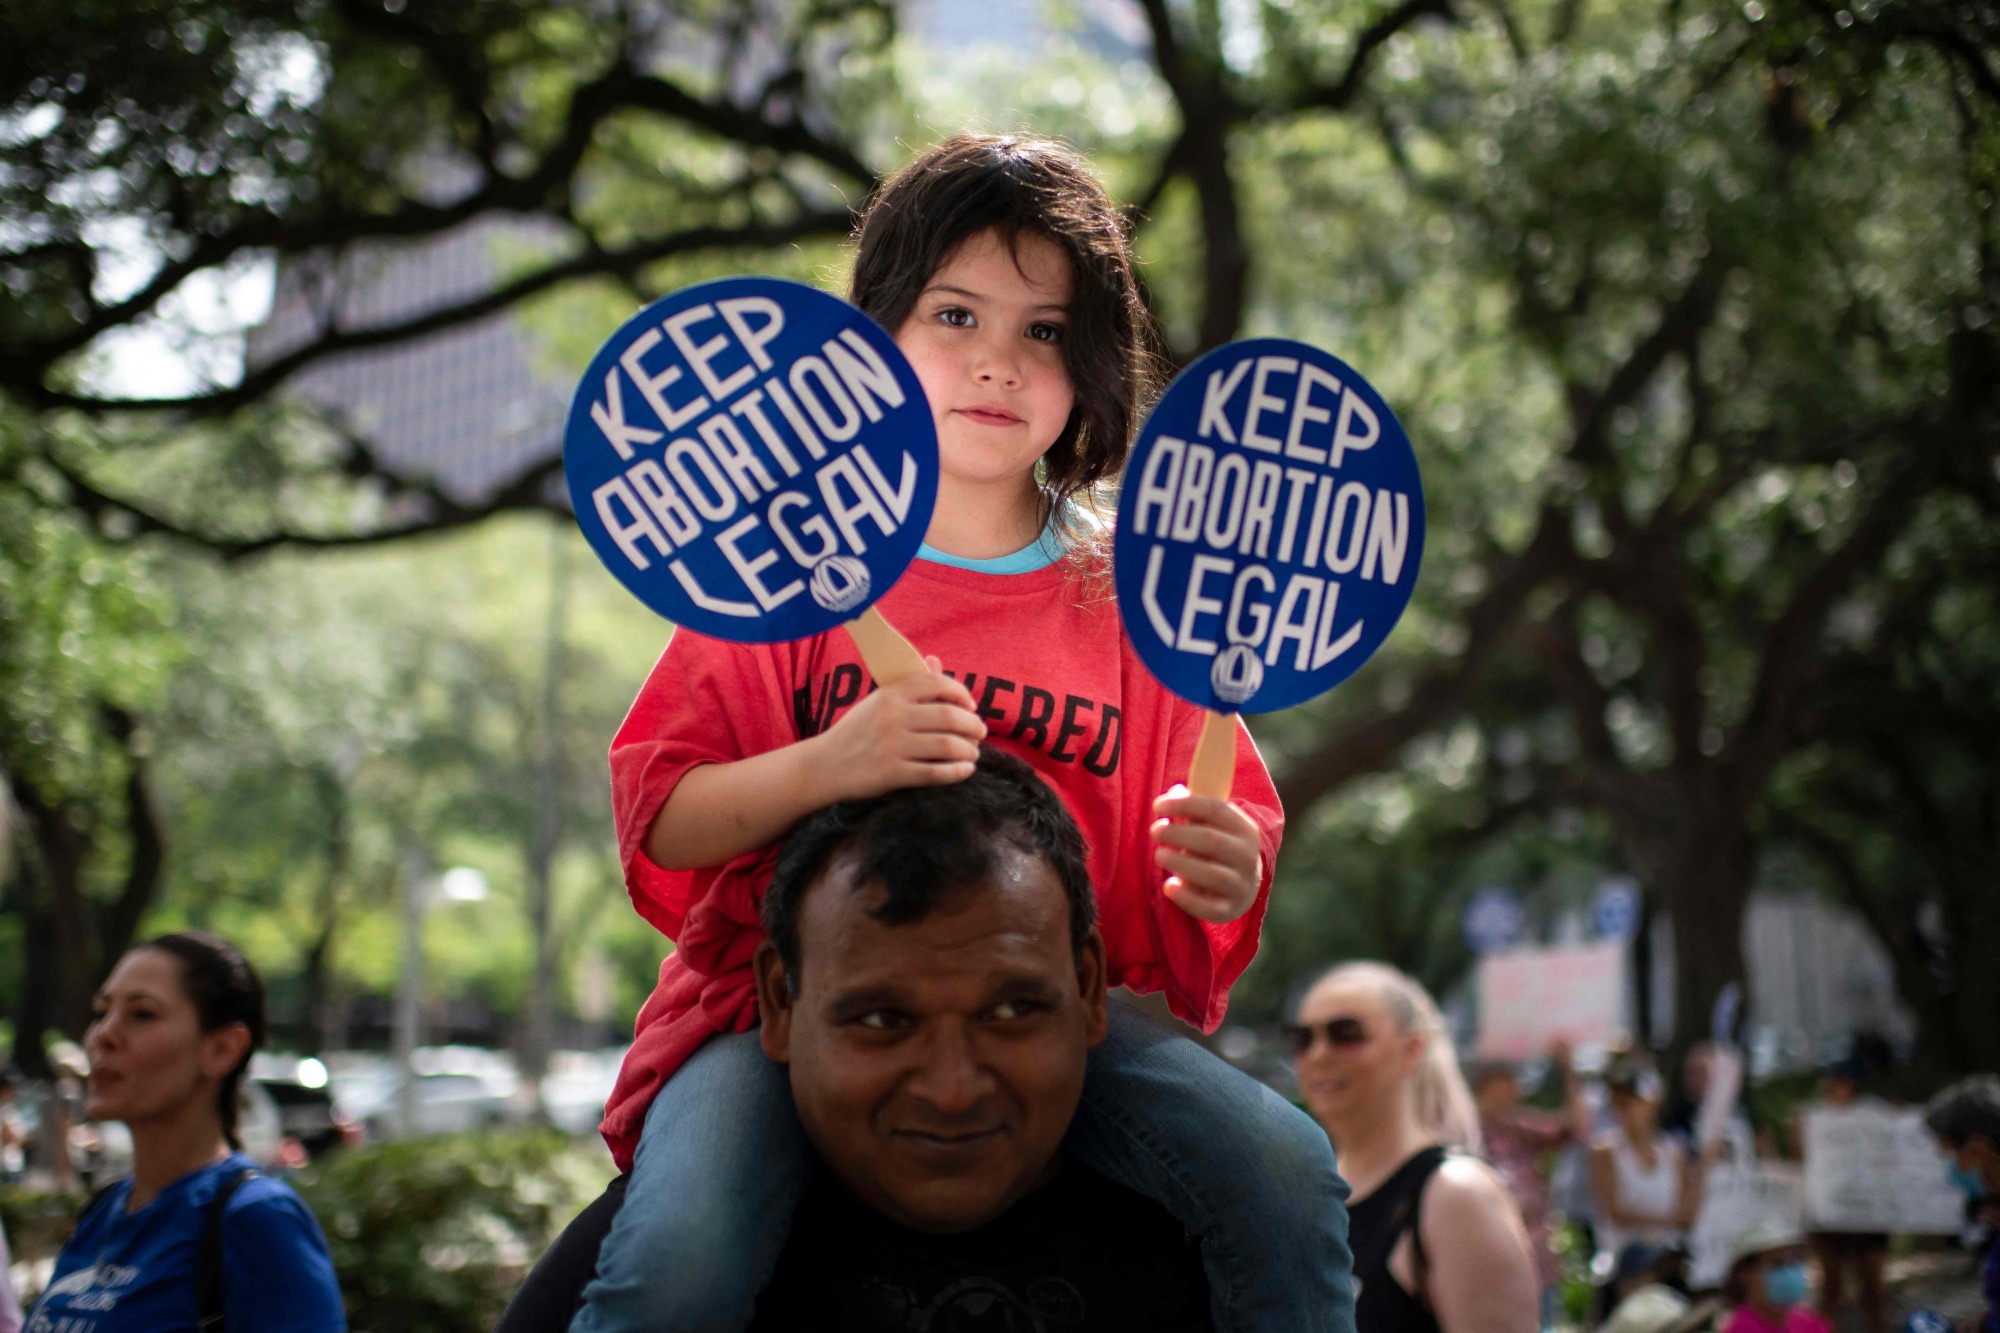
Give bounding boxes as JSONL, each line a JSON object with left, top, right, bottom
{"left": 575, "top": 133, "right": 1349, "bottom": 1333}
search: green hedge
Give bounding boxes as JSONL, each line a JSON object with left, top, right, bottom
{"left": 294, "top": 1130, "right": 612, "bottom": 1333}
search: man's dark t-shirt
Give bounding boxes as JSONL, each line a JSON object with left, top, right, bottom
{"left": 747, "top": 1160, "right": 1214, "bottom": 1332}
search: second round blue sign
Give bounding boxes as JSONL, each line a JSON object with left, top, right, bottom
{"left": 1113, "top": 338, "right": 1425, "bottom": 714}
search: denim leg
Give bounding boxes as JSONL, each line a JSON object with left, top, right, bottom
{"left": 1063, "top": 1003, "right": 1356, "bottom": 1333}
{"left": 570, "top": 1031, "right": 810, "bottom": 1333}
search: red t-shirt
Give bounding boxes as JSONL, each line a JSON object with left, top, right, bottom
{"left": 598, "top": 554, "right": 1285, "bottom": 1169}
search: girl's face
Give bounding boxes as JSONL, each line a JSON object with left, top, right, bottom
{"left": 1292, "top": 974, "right": 1421, "bottom": 1131}
{"left": 83, "top": 949, "right": 239, "bottom": 1128}
{"left": 894, "top": 227, "right": 1076, "bottom": 499}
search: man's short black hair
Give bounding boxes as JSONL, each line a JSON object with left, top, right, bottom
{"left": 762, "top": 748, "right": 1095, "bottom": 987}
{"left": 1924, "top": 1074, "right": 2000, "bottom": 1148}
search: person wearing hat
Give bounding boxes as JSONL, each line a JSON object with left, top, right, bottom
{"left": 1591, "top": 1052, "right": 1714, "bottom": 1266}
{"left": 1720, "top": 1222, "right": 1829, "bottom": 1333}
{"left": 1598, "top": 1243, "right": 1717, "bottom": 1333}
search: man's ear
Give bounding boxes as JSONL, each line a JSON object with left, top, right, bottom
{"left": 1076, "top": 928, "right": 1110, "bottom": 1049}
{"left": 752, "top": 940, "right": 794, "bottom": 1064}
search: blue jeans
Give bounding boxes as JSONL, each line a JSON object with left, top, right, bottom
{"left": 570, "top": 1004, "right": 1355, "bottom": 1332}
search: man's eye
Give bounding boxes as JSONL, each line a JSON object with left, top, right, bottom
{"left": 1027, "top": 322, "right": 1065, "bottom": 344}
{"left": 988, "top": 999, "right": 1047, "bottom": 1022}
{"left": 937, "top": 306, "right": 974, "bottom": 328}
{"left": 855, "top": 1010, "right": 911, "bottom": 1031}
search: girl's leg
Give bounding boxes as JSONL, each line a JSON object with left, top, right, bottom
{"left": 570, "top": 1031, "right": 810, "bottom": 1333}
{"left": 1063, "top": 1002, "right": 1356, "bottom": 1333}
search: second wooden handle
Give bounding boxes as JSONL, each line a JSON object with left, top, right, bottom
{"left": 845, "top": 605, "right": 930, "bottom": 687}
{"left": 1187, "top": 709, "right": 1236, "bottom": 800}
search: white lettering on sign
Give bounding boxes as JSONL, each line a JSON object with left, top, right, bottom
{"left": 1331, "top": 388, "right": 1379, "bottom": 467}
{"left": 620, "top": 328, "right": 709, "bottom": 432}
{"left": 1176, "top": 554, "right": 1233, "bottom": 653}
{"left": 666, "top": 303, "right": 758, "bottom": 402}
{"left": 1190, "top": 353, "right": 1371, "bottom": 473}
{"left": 588, "top": 368, "right": 663, "bottom": 460}
{"left": 1146, "top": 448, "right": 1412, "bottom": 590}
{"left": 1240, "top": 356, "right": 1296, "bottom": 453}
{"left": 1143, "top": 552, "right": 1368, "bottom": 673}
{"left": 1132, "top": 435, "right": 1185, "bottom": 536}
{"left": 1284, "top": 363, "right": 1342, "bottom": 464}
{"left": 1198, "top": 361, "right": 1253, "bottom": 443}
{"left": 583, "top": 309, "right": 927, "bottom": 617}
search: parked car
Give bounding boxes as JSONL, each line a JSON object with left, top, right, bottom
{"left": 249, "top": 1054, "right": 359, "bottom": 1159}
{"left": 539, "top": 1047, "right": 627, "bottom": 1137}
{"left": 331, "top": 1048, "right": 521, "bottom": 1140}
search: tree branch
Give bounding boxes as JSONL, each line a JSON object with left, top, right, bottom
{"left": 1274, "top": 505, "right": 1574, "bottom": 813}
{"left": 1732, "top": 441, "right": 1933, "bottom": 792}
{"left": 25, "top": 206, "right": 854, "bottom": 416}
{"left": 38, "top": 445, "right": 564, "bottom": 561}
{"left": 1286, "top": 0, "right": 1457, "bottom": 113}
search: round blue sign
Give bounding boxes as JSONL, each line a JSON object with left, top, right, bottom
{"left": 563, "top": 277, "right": 937, "bottom": 642}
{"left": 1593, "top": 878, "right": 1641, "bottom": 940}
{"left": 1113, "top": 339, "right": 1424, "bottom": 713}
{"left": 1462, "top": 887, "right": 1524, "bottom": 956}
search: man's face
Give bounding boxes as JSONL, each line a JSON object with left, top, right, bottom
{"left": 754, "top": 843, "right": 1108, "bottom": 1234}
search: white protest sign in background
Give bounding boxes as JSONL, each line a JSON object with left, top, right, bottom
{"left": 1688, "top": 1164, "right": 1803, "bottom": 1290}
{"left": 1694, "top": 1044, "right": 1744, "bottom": 1153}
{"left": 1802, "top": 1104, "right": 1963, "bottom": 1234}
{"left": 1475, "top": 942, "right": 1626, "bottom": 1060}
{"left": 564, "top": 276, "right": 936, "bottom": 667}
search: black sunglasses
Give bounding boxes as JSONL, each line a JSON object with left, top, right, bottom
{"left": 1284, "top": 1016, "right": 1370, "bottom": 1056}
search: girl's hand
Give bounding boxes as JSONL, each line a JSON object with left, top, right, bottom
{"left": 1150, "top": 785, "right": 1263, "bottom": 923}
{"left": 816, "top": 656, "right": 986, "bottom": 800}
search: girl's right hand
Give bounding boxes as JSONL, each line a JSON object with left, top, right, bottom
{"left": 814, "top": 656, "right": 986, "bottom": 800}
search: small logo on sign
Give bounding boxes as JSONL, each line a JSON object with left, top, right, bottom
{"left": 1211, "top": 644, "right": 1264, "bottom": 705}
{"left": 809, "top": 554, "right": 872, "bottom": 613}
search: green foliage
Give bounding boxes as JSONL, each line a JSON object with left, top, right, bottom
{"left": 295, "top": 1130, "right": 613, "bottom": 1333}
{"left": 135, "top": 514, "right": 669, "bottom": 1037}
{"left": 0, "top": 1182, "right": 90, "bottom": 1269}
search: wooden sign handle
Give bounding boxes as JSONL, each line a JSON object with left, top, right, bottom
{"left": 845, "top": 605, "right": 929, "bottom": 687}
{"left": 1187, "top": 709, "right": 1236, "bottom": 800}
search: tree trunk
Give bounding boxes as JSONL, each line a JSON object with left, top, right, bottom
{"left": 12, "top": 879, "right": 57, "bottom": 1078}
{"left": 1943, "top": 872, "right": 2000, "bottom": 1074}
{"left": 8, "top": 714, "right": 168, "bottom": 1050}
{"left": 13, "top": 782, "right": 98, "bottom": 1037}
{"left": 1657, "top": 792, "right": 1753, "bottom": 1066}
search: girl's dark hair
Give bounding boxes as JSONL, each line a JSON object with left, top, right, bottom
{"left": 138, "top": 931, "right": 267, "bottom": 1150}
{"left": 849, "top": 133, "right": 1161, "bottom": 532}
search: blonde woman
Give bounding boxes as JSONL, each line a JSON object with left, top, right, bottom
{"left": 1291, "top": 963, "right": 1538, "bottom": 1333}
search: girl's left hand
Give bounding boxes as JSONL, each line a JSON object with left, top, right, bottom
{"left": 1150, "top": 785, "right": 1263, "bottom": 923}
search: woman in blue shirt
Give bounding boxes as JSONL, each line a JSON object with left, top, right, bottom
{"left": 28, "top": 931, "right": 346, "bottom": 1333}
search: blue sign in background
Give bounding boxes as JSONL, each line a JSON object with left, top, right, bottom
{"left": 1113, "top": 338, "right": 1425, "bottom": 713}
{"left": 1463, "top": 887, "right": 1525, "bottom": 956}
{"left": 564, "top": 277, "right": 937, "bottom": 643}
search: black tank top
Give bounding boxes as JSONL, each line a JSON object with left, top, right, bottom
{"left": 1346, "top": 1146, "right": 1448, "bottom": 1333}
